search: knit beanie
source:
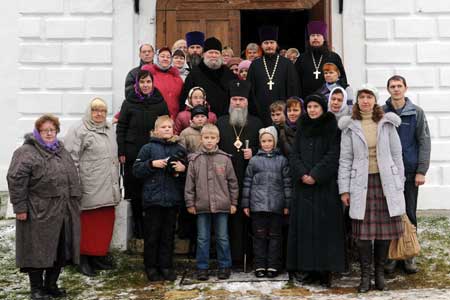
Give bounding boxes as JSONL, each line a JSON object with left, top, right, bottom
{"left": 191, "top": 105, "right": 209, "bottom": 119}
{"left": 259, "top": 126, "right": 278, "bottom": 147}
{"left": 238, "top": 60, "right": 252, "bottom": 72}
{"left": 357, "top": 84, "right": 379, "bottom": 102}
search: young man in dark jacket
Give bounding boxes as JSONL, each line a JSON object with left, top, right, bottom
{"left": 383, "top": 75, "right": 431, "bottom": 274}
{"left": 133, "top": 115, "right": 187, "bottom": 282}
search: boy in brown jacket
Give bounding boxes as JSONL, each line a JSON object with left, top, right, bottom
{"left": 185, "top": 124, "right": 239, "bottom": 281}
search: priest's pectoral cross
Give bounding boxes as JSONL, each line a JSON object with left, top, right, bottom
{"left": 313, "top": 70, "right": 321, "bottom": 80}
{"left": 267, "top": 80, "right": 274, "bottom": 90}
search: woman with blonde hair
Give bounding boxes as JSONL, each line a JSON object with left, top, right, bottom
{"left": 64, "top": 98, "right": 121, "bottom": 277}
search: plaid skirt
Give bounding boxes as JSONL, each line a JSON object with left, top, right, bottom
{"left": 352, "top": 173, "right": 403, "bottom": 240}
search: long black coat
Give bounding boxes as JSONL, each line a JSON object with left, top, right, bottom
{"left": 286, "top": 112, "right": 345, "bottom": 272}
{"left": 180, "top": 61, "right": 237, "bottom": 117}
{"left": 7, "top": 134, "right": 81, "bottom": 268}
{"left": 216, "top": 114, "right": 263, "bottom": 262}
{"left": 116, "top": 87, "right": 169, "bottom": 162}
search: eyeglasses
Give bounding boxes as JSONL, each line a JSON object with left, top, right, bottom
{"left": 40, "top": 129, "right": 57, "bottom": 134}
{"left": 92, "top": 109, "right": 107, "bottom": 114}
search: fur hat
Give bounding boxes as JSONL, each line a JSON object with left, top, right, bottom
{"left": 259, "top": 126, "right": 278, "bottom": 147}
{"left": 357, "top": 84, "right": 379, "bottom": 102}
{"left": 185, "top": 31, "right": 205, "bottom": 47}
{"left": 191, "top": 105, "right": 209, "bottom": 119}
{"left": 203, "top": 37, "right": 222, "bottom": 52}
{"left": 304, "top": 93, "right": 328, "bottom": 113}
{"left": 258, "top": 26, "right": 279, "bottom": 43}
{"left": 307, "top": 21, "right": 328, "bottom": 39}
{"left": 229, "top": 80, "right": 251, "bottom": 99}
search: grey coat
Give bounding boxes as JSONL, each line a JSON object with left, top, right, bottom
{"left": 241, "top": 149, "right": 292, "bottom": 214}
{"left": 338, "top": 112, "right": 406, "bottom": 220}
{"left": 64, "top": 117, "right": 121, "bottom": 210}
{"left": 7, "top": 134, "right": 81, "bottom": 268}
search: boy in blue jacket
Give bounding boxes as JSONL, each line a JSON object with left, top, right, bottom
{"left": 133, "top": 115, "right": 187, "bottom": 282}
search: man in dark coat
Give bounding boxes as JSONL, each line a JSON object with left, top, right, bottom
{"left": 295, "top": 21, "right": 348, "bottom": 99}
{"left": 247, "top": 26, "right": 300, "bottom": 126}
{"left": 124, "top": 43, "right": 154, "bottom": 98}
{"left": 180, "top": 37, "right": 237, "bottom": 117}
{"left": 287, "top": 94, "right": 345, "bottom": 286}
{"left": 185, "top": 31, "right": 205, "bottom": 69}
{"left": 217, "top": 80, "right": 263, "bottom": 265}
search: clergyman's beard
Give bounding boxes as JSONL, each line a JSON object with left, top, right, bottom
{"left": 188, "top": 54, "right": 202, "bottom": 67}
{"left": 307, "top": 43, "right": 329, "bottom": 55}
{"left": 203, "top": 56, "right": 223, "bottom": 70}
{"left": 229, "top": 107, "right": 248, "bottom": 127}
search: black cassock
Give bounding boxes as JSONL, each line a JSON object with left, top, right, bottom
{"left": 247, "top": 55, "right": 300, "bottom": 126}
{"left": 295, "top": 50, "right": 348, "bottom": 99}
{"left": 217, "top": 114, "right": 263, "bottom": 264}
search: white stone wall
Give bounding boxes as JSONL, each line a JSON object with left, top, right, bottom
{"left": 342, "top": 0, "right": 450, "bottom": 209}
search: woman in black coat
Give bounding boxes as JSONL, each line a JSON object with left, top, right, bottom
{"left": 287, "top": 93, "right": 345, "bottom": 287}
{"left": 116, "top": 69, "right": 169, "bottom": 238}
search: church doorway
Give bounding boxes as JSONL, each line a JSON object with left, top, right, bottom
{"left": 240, "top": 10, "right": 309, "bottom": 56}
{"left": 156, "top": 0, "right": 330, "bottom": 54}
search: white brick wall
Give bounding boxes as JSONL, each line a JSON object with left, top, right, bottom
{"left": 343, "top": 0, "right": 450, "bottom": 208}
{"left": 17, "top": 0, "right": 116, "bottom": 124}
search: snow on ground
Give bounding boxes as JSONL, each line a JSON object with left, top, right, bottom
{"left": 1, "top": 215, "right": 450, "bottom": 299}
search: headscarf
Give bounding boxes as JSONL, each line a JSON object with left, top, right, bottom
{"left": 133, "top": 71, "right": 154, "bottom": 101}
{"left": 285, "top": 96, "right": 304, "bottom": 130}
{"left": 328, "top": 86, "right": 349, "bottom": 120}
{"left": 33, "top": 128, "right": 60, "bottom": 152}
{"left": 153, "top": 47, "right": 173, "bottom": 71}
{"left": 83, "top": 97, "right": 109, "bottom": 131}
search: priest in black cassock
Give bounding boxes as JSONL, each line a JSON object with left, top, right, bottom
{"left": 247, "top": 26, "right": 300, "bottom": 126}
{"left": 295, "top": 21, "right": 348, "bottom": 99}
{"left": 217, "top": 80, "right": 263, "bottom": 265}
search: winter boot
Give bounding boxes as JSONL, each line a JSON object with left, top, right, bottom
{"left": 160, "top": 268, "right": 177, "bottom": 281}
{"left": 90, "top": 255, "right": 115, "bottom": 270}
{"left": 145, "top": 268, "right": 162, "bottom": 282}
{"left": 384, "top": 259, "right": 397, "bottom": 274}
{"left": 217, "top": 268, "right": 231, "bottom": 280}
{"left": 374, "top": 240, "right": 390, "bottom": 291}
{"left": 44, "top": 267, "right": 66, "bottom": 298}
{"left": 28, "top": 270, "right": 50, "bottom": 300}
{"left": 404, "top": 257, "right": 418, "bottom": 274}
{"left": 357, "top": 240, "right": 372, "bottom": 293}
{"left": 77, "top": 255, "right": 96, "bottom": 277}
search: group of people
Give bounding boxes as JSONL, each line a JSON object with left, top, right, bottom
{"left": 7, "top": 19, "right": 431, "bottom": 300}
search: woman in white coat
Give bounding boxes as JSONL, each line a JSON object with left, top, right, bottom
{"left": 338, "top": 84, "right": 405, "bottom": 293}
{"left": 64, "top": 98, "right": 121, "bottom": 277}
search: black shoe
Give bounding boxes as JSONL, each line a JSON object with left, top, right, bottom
{"left": 197, "top": 269, "right": 209, "bottom": 281}
{"left": 77, "top": 255, "right": 97, "bottom": 277}
{"left": 90, "top": 256, "right": 115, "bottom": 270}
{"left": 266, "top": 268, "right": 278, "bottom": 278}
{"left": 29, "top": 270, "right": 50, "bottom": 300}
{"left": 302, "top": 272, "right": 320, "bottom": 284}
{"left": 319, "top": 271, "right": 332, "bottom": 288}
{"left": 44, "top": 267, "right": 66, "bottom": 298}
{"left": 254, "top": 268, "right": 266, "bottom": 278}
{"left": 145, "top": 268, "right": 162, "bottom": 282}
{"left": 217, "top": 268, "right": 231, "bottom": 280}
{"left": 160, "top": 268, "right": 177, "bottom": 281}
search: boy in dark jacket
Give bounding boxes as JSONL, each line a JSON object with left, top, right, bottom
{"left": 242, "top": 126, "right": 292, "bottom": 278}
{"left": 133, "top": 115, "right": 187, "bottom": 282}
{"left": 185, "top": 124, "right": 239, "bottom": 281}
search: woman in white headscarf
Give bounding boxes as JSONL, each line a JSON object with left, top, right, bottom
{"left": 328, "top": 86, "right": 352, "bottom": 122}
{"left": 64, "top": 98, "right": 121, "bottom": 277}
